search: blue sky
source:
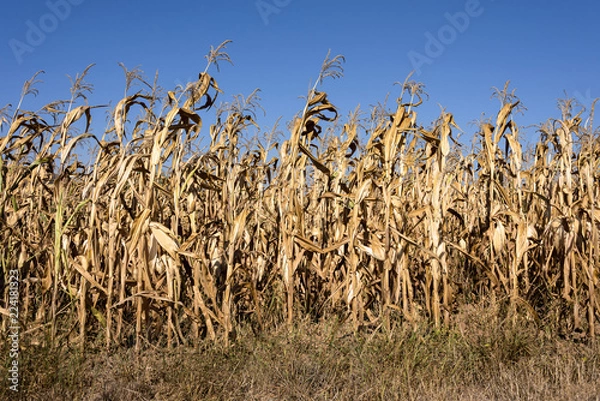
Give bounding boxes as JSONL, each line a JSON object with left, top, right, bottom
{"left": 1, "top": 0, "right": 598, "bottom": 148}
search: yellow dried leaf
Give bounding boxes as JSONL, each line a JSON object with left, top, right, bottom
{"left": 61, "top": 105, "right": 90, "bottom": 134}
{"left": 356, "top": 236, "right": 385, "bottom": 261}
{"left": 355, "top": 179, "right": 372, "bottom": 205}
{"left": 492, "top": 221, "right": 506, "bottom": 254}
{"left": 149, "top": 221, "right": 180, "bottom": 258}
{"left": 72, "top": 255, "right": 108, "bottom": 295}
{"left": 231, "top": 209, "right": 250, "bottom": 244}
{"left": 515, "top": 222, "right": 528, "bottom": 263}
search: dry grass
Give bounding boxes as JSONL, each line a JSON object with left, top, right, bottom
{"left": 3, "top": 312, "right": 600, "bottom": 400}
{"left": 0, "top": 41, "right": 599, "bottom": 357}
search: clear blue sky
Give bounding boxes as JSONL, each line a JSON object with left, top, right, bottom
{"left": 1, "top": 0, "right": 599, "bottom": 147}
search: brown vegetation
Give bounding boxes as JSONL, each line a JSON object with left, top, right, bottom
{"left": 5, "top": 317, "right": 600, "bottom": 400}
{"left": 1, "top": 41, "right": 599, "bottom": 358}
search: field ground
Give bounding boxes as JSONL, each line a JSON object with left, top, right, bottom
{"left": 4, "top": 308, "right": 600, "bottom": 401}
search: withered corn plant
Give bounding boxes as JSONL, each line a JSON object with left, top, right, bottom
{"left": 1, "top": 42, "right": 598, "bottom": 351}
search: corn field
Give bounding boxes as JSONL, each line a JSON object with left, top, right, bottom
{"left": 1, "top": 43, "right": 599, "bottom": 349}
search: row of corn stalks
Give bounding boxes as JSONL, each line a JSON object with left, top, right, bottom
{"left": 1, "top": 44, "right": 599, "bottom": 349}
